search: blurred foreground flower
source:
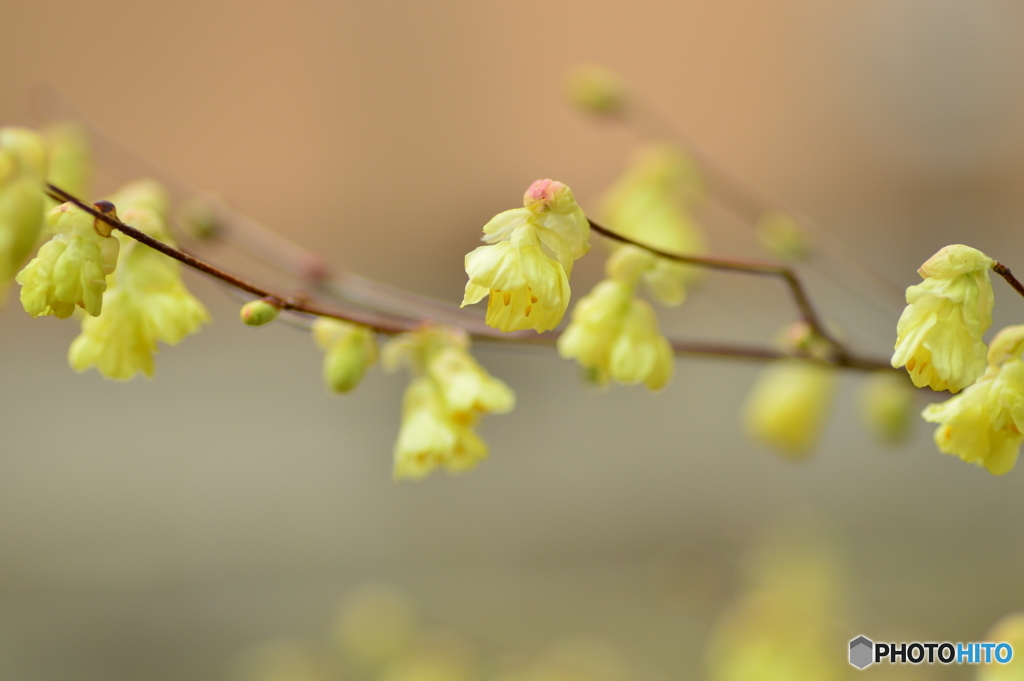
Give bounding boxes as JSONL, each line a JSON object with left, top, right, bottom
{"left": 384, "top": 326, "right": 514, "bottom": 479}
{"left": 922, "top": 325, "right": 1024, "bottom": 475}
{"left": 743, "top": 360, "right": 837, "bottom": 460}
{"left": 859, "top": 372, "right": 917, "bottom": 444}
{"left": 978, "top": 612, "right": 1024, "bottom": 681}
{"left": 892, "top": 245, "right": 994, "bottom": 393}
{"left": 462, "top": 179, "right": 590, "bottom": 333}
{"left": 0, "top": 127, "right": 47, "bottom": 295}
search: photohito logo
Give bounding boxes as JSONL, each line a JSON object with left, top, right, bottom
{"left": 849, "top": 636, "right": 1013, "bottom": 669}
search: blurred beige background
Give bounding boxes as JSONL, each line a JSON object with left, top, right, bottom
{"left": 3, "top": 1, "right": 1024, "bottom": 679}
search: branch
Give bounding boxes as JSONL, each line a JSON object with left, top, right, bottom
{"left": 993, "top": 262, "right": 1024, "bottom": 299}
{"left": 586, "top": 218, "right": 851, "bottom": 361}
{"left": 43, "top": 183, "right": 893, "bottom": 372}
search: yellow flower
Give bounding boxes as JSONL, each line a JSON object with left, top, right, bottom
{"left": 0, "top": 127, "right": 47, "bottom": 293}
{"left": 393, "top": 377, "right": 488, "bottom": 480}
{"left": 312, "top": 318, "right": 377, "bottom": 394}
{"left": 462, "top": 179, "right": 589, "bottom": 333}
{"left": 921, "top": 325, "right": 1024, "bottom": 475}
{"left": 557, "top": 279, "right": 673, "bottom": 390}
{"left": 384, "top": 326, "right": 514, "bottom": 479}
{"left": 68, "top": 203, "right": 208, "bottom": 380}
{"left": 743, "top": 361, "right": 837, "bottom": 460}
{"left": 17, "top": 201, "right": 119, "bottom": 318}
{"left": 978, "top": 612, "right": 1024, "bottom": 680}
{"left": 44, "top": 122, "right": 91, "bottom": 201}
{"left": 566, "top": 63, "right": 627, "bottom": 116}
{"left": 859, "top": 372, "right": 917, "bottom": 444}
{"left": 892, "top": 244, "right": 994, "bottom": 392}
{"left": 600, "top": 144, "right": 707, "bottom": 306}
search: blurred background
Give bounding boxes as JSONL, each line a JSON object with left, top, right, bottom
{"left": 3, "top": 0, "right": 1024, "bottom": 679}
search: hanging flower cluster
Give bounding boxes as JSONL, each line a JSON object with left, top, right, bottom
{"left": 382, "top": 325, "right": 515, "bottom": 479}
{"left": 0, "top": 127, "right": 48, "bottom": 297}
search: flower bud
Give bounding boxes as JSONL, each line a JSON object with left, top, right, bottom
{"left": 312, "top": 318, "right": 377, "bottom": 393}
{"left": 757, "top": 211, "right": 810, "bottom": 261}
{"left": 566, "top": 64, "right": 627, "bottom": 116}
{"left": 240, "top": 298, "right": 281, "bottom": 326}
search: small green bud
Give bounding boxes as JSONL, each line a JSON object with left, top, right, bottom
{"left": 240, "top": 298, "right": 281, "bottom": 326}
{"left": 566, "top": 64, "right": 627, "bottom": 116}
{"left": 757, "top": 211, "right": 811, "bottom": 261}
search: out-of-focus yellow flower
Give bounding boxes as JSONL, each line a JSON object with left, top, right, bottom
{"left": 921, "top": 325, "right": 1024, "bottom": 475}
{"left": 557, "top": 279, "right": 673, "bottom": 390}
{"left": 0, "top": 127, "right": 48, "bottom": 293}
{"left": 600, "top": 144, "right": 706, "bottom": 306}
{"left": 312, "top": 318, "right": 376, "bottom": 393}
{"left": 978, "top": 611, "right": 1024, "bottom": 680}
{"left": 331, "top": 585, "right": 417, "bottom": 667}
{"left": 892, "top": 244, "right": 994, "bottom": 393}
{"left": 68, "top": 202, "right": 208, "bottom": 380}
{"left": 43, "top": 122, "right": 91, "bottom": 200}
{"left": 17, "top": 201, "right": 119, "bottom": 318}
{"left": 743, "top": 360, "right": 837, "bottom": 460}
{"left": 394, "top": 377, "right": 488, "bottom": 480}
{"left": 462, "top": 179, "right": 589, "bottom": 333}
{"left": 384, "top": 326, "right": 514, "bottom": 479}
{"left": 566, "top": 64, "right": 627, "bottom": 116}
{"left": 859, "top": 371, "right": 917, "bottom": 444}
{"left": 756, "top": 211, "right": 810, "bottom": 261}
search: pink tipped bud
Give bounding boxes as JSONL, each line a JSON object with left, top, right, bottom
{"left": 523, "top": 179, "right": 575, "bottom": 214}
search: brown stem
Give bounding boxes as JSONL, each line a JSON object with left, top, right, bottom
{"left": 43, "top": 183, "right": 891, "bottom": 371}
{"left": 586, "top": 218, "right": 850, "bottom": 360}
{"left": 993, "top": 262, "right": 1024, "bottom": 299}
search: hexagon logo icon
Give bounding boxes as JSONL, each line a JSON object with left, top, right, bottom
{"left": 849, "top": 636, "right": 874, "bottom": 669}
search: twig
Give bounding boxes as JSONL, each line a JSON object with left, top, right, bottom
{"left": 586, "top": 218, "right": 850, "bottom": 361}
{"left": 993, "top": 262, "right": 1024, "bottom": 299}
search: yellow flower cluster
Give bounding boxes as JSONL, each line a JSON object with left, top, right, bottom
{"left": 312, "top": 318, "right": 377, "bottom": 394}
{"left": 68, "top": 181, "right": 209, "bottom": 380}
{"left": 557, "top": 279, "right": 673, "bottom": 390}
{"left": 892, "top": 244, "right": 994, "bottom": 392}
{"left": 600, "top": 144, "right": 707, "bottom": 306}
{"left": 922, "top": 325, "right": 1024, "bottom": 475}
{"left": 0, "top": 127, "right": 48, "bottom": 295}
{"left": 462, "top": 179, "right": 590, "bottom": 333}
{"left": 17, "top": 200, "right": 120, "bottom": 318}
{"left": 383, "top": 326, "right": 514, "bottom": 479}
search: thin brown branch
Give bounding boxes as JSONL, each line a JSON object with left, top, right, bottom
{"left": 586, "top": 217, "right": 851, "bottom": 361}
{"left": 42, "top": 183, "right": 893, "bottom": 371}
{"left": 993, "top": 262, "right": 1024, "bottom": 299}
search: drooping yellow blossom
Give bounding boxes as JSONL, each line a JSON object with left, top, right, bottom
{"left": 383, "top": 326, "right": 514, "bottom": 479}
{"left": 921, "top": 325, "right": 1024, "bottom": 475}
{"left": 557, "top": 279, "right": 673, "bottom": 390}
{"left": 0, "top": 127, "right": 48, "bottom": 293}
{"left": 43, "top": 122, "right": 91, "bottom": 201}
{"left": 68, "top": 202, "right": 208, "bottom": 380}
{"left": 859, "top": 371, "right": 917, "bottom": 444}
{"left": 892, "top": 244, "right": 994, "bottom": 393}
{"left": 978, "top": 611, "right": 1024, "bottom": 680}
{"left": 600, "top": 144, "right": 707, "bottom": 306}
{"left": 312, "top": 318, "right": 377, "bottom": 394}
{"left": 743, "top": 360, "right": 837, "bottom": 460}
{"left": 462, "top": 179, "right": 590, "bottom": 333}
{"left": 17, "top": 201, "right": 119, "bottom": 318}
